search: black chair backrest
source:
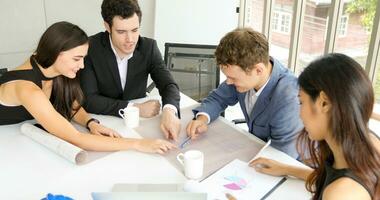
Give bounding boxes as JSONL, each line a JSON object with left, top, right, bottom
{"left": 0, "top": 68, "right": 7, "bottom": 77}
{"left": 146, "top": 82, "right": 156, "bottom": 93}
{"left": 164, "top": 43, "right": 219, "bottom": 102}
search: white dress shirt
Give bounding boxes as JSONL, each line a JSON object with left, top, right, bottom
{"left": 109, "top": 36, "right": 133, "bottom": 90}
{"left": 244, "top": 76, "right": 270, "bottom": 116}
{"left": 109, "top": 37, "right": 178, "bottom": 114}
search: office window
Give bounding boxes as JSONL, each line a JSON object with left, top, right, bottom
{"left": 376, "top": 68, "right": 380, "bottom": 104}
{"left": 338, "top": 15, "right": 349, "bottom": 37}
{"left": 272, "top": 12, "right": 280, "bottom": 31}
{"left": 335, "top": 9, "right": 373, "bottom": 69}
{"left": 244, "top": 0, "right": 265, "bottom": 32}
{"left": 295, "top": 0, "right": 327, "bottom": 75}
{"left": 375, "top": 50, "right": 380, "bottom": 104}
{"left": 242, "top": 0, "right": 294, "bottom": 67}
{"left": 270, "top": 1, "right": 294, "bottom": 67}
{"left": 272, "top": 11, "right": 291, "bottom": 34}
{"left": 241, "top": 0, "right": 380, "bottom": 112}
{"left": 373, "top": 50, "right": 380, "bottom": 125}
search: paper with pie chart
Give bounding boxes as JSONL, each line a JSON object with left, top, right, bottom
{"left": 223, "top": 175, "right": 248, "bottom": 190}
{"left": 200, "top": 159, "right": 284, "bottom": 200}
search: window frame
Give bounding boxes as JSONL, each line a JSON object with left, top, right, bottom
{"left": 240, "top": 0, "right": 380, "bottom": 125}
{"left": 337, "top": 15, "right": 349, "bottom": 37}
{"left": 272, "top": 10, "right": 292, "bottom": 34}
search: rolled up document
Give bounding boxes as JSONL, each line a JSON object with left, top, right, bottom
{"left": 20, "top": 123, "right": 87, "bottom": 164}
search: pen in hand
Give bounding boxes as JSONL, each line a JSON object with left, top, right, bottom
{"left": 179, "top": 136, "right": 191, "bottom": 149}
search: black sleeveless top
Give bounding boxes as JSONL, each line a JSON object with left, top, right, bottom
{"left": 317, "top": 161, "right": 372, "bottom": 200}
{"left": 0, "top": 56, "right": 54, "bottom": 125}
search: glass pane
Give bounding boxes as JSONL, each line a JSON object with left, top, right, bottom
{"left": 245, "top": 0, "right": 265, "bottom": 32}
{"left": 373, "top": 59, "right": 380, "bottom": 135}
{"left": 334, "top": 2, "right": 373, "bottom": 68}
{"left": 375, "top": 52, "right": 380, "bottom": 104}
{"left": 296, "top": 0, "right": 328, "bottom": 75}
{"left": 270, "top": 0, "right": 294, "bottom": 66}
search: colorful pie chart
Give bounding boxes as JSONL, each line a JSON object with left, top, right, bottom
{"left": 223, "top": 175, "right": 248, "bottom": 190}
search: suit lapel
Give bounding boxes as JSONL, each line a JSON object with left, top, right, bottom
{"left": 249, "top": 92, "right": 269, "bottom": 122}
{"left": 248, "top": 58, "right": 281, "bottom": 124}
{"left": 124, "top": 51, "right": 143, "bottom": 91}
{"left": 101, "top": 32, "right": 123, "bottom": 92}
{"left": 238, "top": 93, "right": 250, "bottom": 121}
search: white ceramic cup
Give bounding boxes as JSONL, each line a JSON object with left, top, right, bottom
{"left": 118, "top": 106, "right": 140, "bottom": 128}
{"left": 177, "top": 150, "right": 204, "bottom": 180}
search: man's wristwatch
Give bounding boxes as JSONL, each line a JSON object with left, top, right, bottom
{"left": 86, "top": 118, "right": 100, "bottom": 130}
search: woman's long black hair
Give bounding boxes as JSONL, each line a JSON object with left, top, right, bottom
{"left": 297, "top": 53, "right": 380, "bottom": 199}
{"left": 34, "top": 21, "right": 88, "bottom": 120}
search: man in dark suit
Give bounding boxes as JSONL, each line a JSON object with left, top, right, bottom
{"left": 80, "top": 0, "right": 181, "bottom": 141}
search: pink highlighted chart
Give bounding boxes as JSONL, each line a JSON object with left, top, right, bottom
{"left": 223, "top": 175, "right": 248, "bottom": 190}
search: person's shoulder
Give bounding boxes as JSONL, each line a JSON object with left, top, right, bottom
{"left": 135, "top": 37, "right": 159, "bottom": 59}
{"left": 269, "top": 75, "right": 298, "bottom": 106}
{"left": 138, "top": 36, "right": 155, "bottom": 43}
{"left": 271, "top": 69, "right": 298, "bottom": 99}
{"left": 14, "top": 80, "right": 44, "bottom": 102}
{"left": 14, "top": 78, "right": 41, "bottom": 90}
{"left": 136, "top": 36, "right": 156, "bottom": 50}
{"left": 86, "top": 32, "right": 109, "bottom": 58}
{"left": 89, "top": 32, "right": 105, "bottom": 41}
{"left": 88, "top": 32, "right": 108, "bottom": 47}
{"left": 322, "top": 177, "right": 371, "bottom": 200}
{"left": 270, "top": 58, "right": 296, "bottom": 82}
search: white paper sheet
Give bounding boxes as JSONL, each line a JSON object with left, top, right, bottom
{"left": 135, "top": 105, "right": 265, "bottom": 180}
{"left": 200, "top": 159, "right": 283, "bottom": 200}
{"left": 20, "top": 123, "right": 111, "bottom": 165}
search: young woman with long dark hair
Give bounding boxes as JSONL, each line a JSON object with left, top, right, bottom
{"left": 0, "top": 21, "right": 175, "bottom": 154}
{"left": 250, "top": 53, "right": 380, "bottom": 199}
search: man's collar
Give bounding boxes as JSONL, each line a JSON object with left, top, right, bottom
{"left": 108, "top": 35, "right": 133, "bottom": 61}
{"left": 255, "top": 73, "right": 271, "bottom": 97}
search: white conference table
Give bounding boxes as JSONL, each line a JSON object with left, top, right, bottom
{"left": 0, "top": 93, "right": 311, "bottom": 200}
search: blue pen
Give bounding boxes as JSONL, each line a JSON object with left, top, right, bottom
{"left": 179, "top": 136, "right": 191, "bottom": 149}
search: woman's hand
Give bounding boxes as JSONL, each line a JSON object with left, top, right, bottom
{"left": 249, "top": 157, "right": 290, "bottom": 177}
{"left": 89, "top": 122, "right": 121, "bottom": 138}
{"left": 250, "top": 157, "right": 313, "bottom": 180}
{"left": 135, "top": 139, "right": 177, "bottom": 154}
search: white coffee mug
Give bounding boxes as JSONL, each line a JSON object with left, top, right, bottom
{"left": 118, "top": 106, "right": 140, "bottom": 128}
{"left": 177, "top": 150, "right": 204, "bottom": 180}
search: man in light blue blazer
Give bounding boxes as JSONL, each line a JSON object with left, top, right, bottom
{"left": 186, "top": 28, "right": 303, "bottom": 158}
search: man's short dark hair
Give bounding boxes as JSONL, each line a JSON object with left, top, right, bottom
{"left": 101, "top": 0, "right": 142, "bottom": 27}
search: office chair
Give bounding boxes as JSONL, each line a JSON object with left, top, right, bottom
{"left": 146, "top": 82, "right": 156, "bottom": 94}
{"left": 0, "top": 68, "right": 7, "bottom": 77}
{"left": 232, "top": 117, "right": 248, "bottom": 131}
{"left": 232, "top": 118, "right": 246, "bottom": 124}
{"left": 164, "top": 43, "right": 219, "bottom": 102}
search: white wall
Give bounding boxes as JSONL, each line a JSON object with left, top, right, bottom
{"left": 139, "top": 0, "right": 155, "bottom": 38}
{"left": 154, "top": 0, "right": 239, "bottom": 53}
{"left": 0, "top": 0, "right": 238, "bottom": 68}
{"left": 0, "top": 0, "right": 46, "bottom": 68}
{"left": 0, "top": 0, "right": 155, "bottom": 69}
{"left": 44, "top": 0, "right": 104, "bottom": 36}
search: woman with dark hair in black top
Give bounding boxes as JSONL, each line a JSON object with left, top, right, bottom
{"left": 0, "top": 21, "right": 175, "bottom": 154}
{"left": 250, "top": 53, "right": 380, "bottom": 200}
